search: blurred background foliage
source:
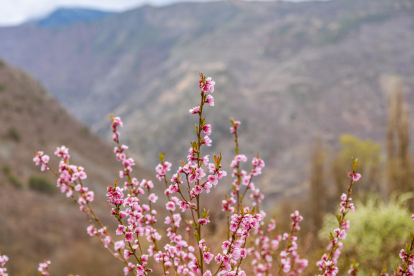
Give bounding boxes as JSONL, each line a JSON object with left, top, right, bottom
{"left": 297, "top": 77, "right": 414, "bottom": 275}
{"left": 319, "top": 193, "right": 413, "bottom": 274}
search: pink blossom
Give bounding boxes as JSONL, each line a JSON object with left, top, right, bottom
{"left": 166, "top": 201, "right": 176, "bottom": 211}
{"left": 87, "top": 225, "right": 97, "bottom": 236}
{"left": 125, "top": 232, "right": 133, "bottom": 242}
{"left": 189, "top": 106, "right": 200, "bottom": 114}
{"left": 112, "top": 117, "right": 123, "bottom": 128}
{"left": 148, "top": 193, "right": 158, "bottom": 203}
{"left": 217, "top": 170, "right": 227, "bottom": 179}
{"left": 54, "top": 145, "right": 70, "bottom": 159}
{"left": 203, "top": 252, "right": 214, "bottom": 264}
{"left": 208, "top": 175, "right": 218, "bottom": 186}
{"left": 114, "top": 240, "right": 125, "bottom": 251}
{"left": 348, "top": 172, "right": 361, "bottom": 182}
{"left": 198, "top": 216, "right": 210, "bottom": 225}
{"left": 203, "top": 136, "right": 212, "bottom": 146}
{"left": 202, "top": 124, "right": 212, "bottom": 136}
{"left": 41, "top": 155, "right": 50, "bottom": 163}
{"left": 203, "top": 182, "right": 212, "bottom": 193}
{"left": 198, "top": 239, "right": 207, "bottom": 251}
{"left": 235, "top": 154, "right": 248, "bottom": 162}
{"left": 240, "top": 248, "right": 247, "bottom": 258}
{"left": 194, "top": 185, "right": 203, "bottom": 195}
{"left": 205, "top": 95, "right": 214, "bottom": 106}
{"left": 252, "top": 157, "right": 265, "bottom": 168}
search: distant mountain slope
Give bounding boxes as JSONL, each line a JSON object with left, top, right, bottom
{"left": 0, "top": 0, "right": 413, "bottom": 196}
{"left": 0, "top": 59, "right": 152, "bottom": 275}
{"left": 29, "top": 7, "right": 114, "bottom": 28}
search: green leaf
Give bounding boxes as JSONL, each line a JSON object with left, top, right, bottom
{"left": 352, "top": 157, "right": 359, "bottom": 171}
{"left": 159, "top": 152, "right": 165, "bottom": 163}
{"left": 336, "top": 214, "right": 341, "bottom": 223}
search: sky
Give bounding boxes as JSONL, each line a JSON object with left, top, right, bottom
{"left": 0, "top": 0, "right": 182, "bottom": 26}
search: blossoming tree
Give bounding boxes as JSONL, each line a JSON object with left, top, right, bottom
{"left": 1, "top": 73, "right": 413, "bottom": 276}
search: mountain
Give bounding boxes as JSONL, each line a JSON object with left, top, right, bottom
{"left": 0, "top": 59, "right": 152, "bottom": 275}
{"left": 0, "top": 0, "right": 413, "bottom": 198}
{"left": 27, "top": 7, "right": 115, "bottom": 28}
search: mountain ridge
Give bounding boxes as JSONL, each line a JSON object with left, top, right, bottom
{"left": 25, "top": 7, "right": 115, "bottom": 28}
{"left": 0, "top": 0, "right": 413, "bottom": 197}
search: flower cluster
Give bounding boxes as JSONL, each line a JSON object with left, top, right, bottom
{"left": 38, "top": 260, "right": 51, "bottom": 276}
{"left": 199, "top": 76, "right": 215, "bottom": 93}
{"left": 396, "top": 249, "right": 414, "bottom": 276}
{"left": 33, "top": 151, "right": 50, "bottom": 171}
{"left": 278, "top": 211, "right": 308, "bottom": 276}
{"left": 347, "top": 263, "right": 359, "bottom": 276}
{"left": 0, "top": 255, "right": 8, "bottom": 276}
{"left": 250, "top": 219, "right": 277, "bottom": 276}
{"left": 226, "top": 119, "right": 266, "bottom": 216}
{"left": 394, "top": 226, "right": 414, "bottom": 276}
{"left": 213, "top": 209, "right": 262, "bottom": 276}
{"left": 111, "top": 116, "right": 138, "bottom": 188}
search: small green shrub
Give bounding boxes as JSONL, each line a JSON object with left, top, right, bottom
{"left": 8, "top": 174, "right": 23, "bottom": 188}
{"left": 7, "top": 127, "right": 21, "bottom": 142}
{"left": 29, "top": 176, "right": 56, "bottom": 194}
{"left": 3, "top": 165, "right": 23, "bottom": 188}
{"left": 319, "top": 193, "right": 413, "bottom": 273}
{"left": 2, "top": 165, "right": 11, "bottom": 175}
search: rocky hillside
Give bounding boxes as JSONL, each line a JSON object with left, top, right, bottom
{"left": 0, "top": 0, "right": 414, "bottom": 197}
{"left": 0, "top": 59, "right": 152, "bottom": 275}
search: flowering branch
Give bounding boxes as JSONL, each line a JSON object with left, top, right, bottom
{"left": 317, "top": 158, "right": 361, "bottom": 276}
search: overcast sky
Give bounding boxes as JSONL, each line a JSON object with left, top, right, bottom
{"left": 0, "top": 0, "right": 187, "bottom": 26}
